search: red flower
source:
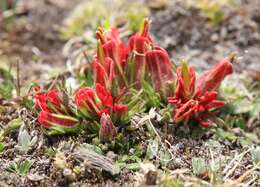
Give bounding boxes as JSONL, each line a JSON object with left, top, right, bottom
{"left": 99, "top": 114, "right": 117, "bottom": 142}
{"left": 175, "top": 61, "right": 196, "bottom": 99}
{"left": 113, "top": 104, "right": 128, "bottom": 122}
{"left": 145, "top": 47, "right": 175, "bottom": 97}
{"left": 196, "top": 57, "right": 233, "bottom": 97}
{"left": 96, "top": 27, "right": 127, "bottom": 86}
{"left": 38, "top": 111, "right": 78, "bottom": 128}
{"left": 93, "top": 58, "right": 114, "bottom": 89}
{"left": 128, "top": 19, "right": 152, "bottom": 86}
{"left": 35, "top": 90, "right": 61, "bottom": 112}
{"left": 75, "top": 84, "right": 128, "bottom": 122}
{"left": 34, "top": 89, "right": 79, "bottom": 130}
{"left": 75, "top": 87, "right": 106, "bottom": 118}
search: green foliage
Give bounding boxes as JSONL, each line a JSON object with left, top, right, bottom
{"left": 0, "top": 142, "right": 5, "bottom": 154}
{"left": 60, "top": 0, "right": 149, "bottom": 40}
{"left": 0, "top": 67, "right": 14, "bottom": 99}
{"left": 6, "top": 160, "right": 33, "bottom": 176}
{"left": 197, "top": 0, "right": 225, "bottom": 24}
{"left": 183, "top": 0, "right": 236, "bottom": 24}
{"left": 0, "top": 118, "right": 23, "bottom": 141}
{"left": 0, "top": 0, "right": 17, "bottom": 12}
{"left": 45, "top": 147, "right": 57, "bottom": 158}
{"left": 220, "top": 73, "right": 260, "bottom": 128}
{"left": 159, "top": 149, "right": 172, "bottom": 167}
{"left": 142, "top": 81, "right": 162, "bottom": 108}
{"left": 79, "top": 143, "right": 103, "bottom": 155}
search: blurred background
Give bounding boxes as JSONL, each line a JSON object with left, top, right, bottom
{"left": 0, "top": 0, "right": 259, "bottom": 84}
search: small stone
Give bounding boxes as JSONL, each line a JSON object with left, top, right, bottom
{"left": 211, "top": 33, "right": 219, "bottom": 42}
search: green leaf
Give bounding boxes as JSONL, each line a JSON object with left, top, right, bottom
{"left": 45, "top": 147, "right": 57, "bottom": 157}
{"left": 0, "top": 67, "right": 14, "bottom": 99}
{"left": 251, "top": 147, "right": 260, "bottom": 165}
{"left": 79, "top": 143, "right": 103, "bottom": 155}
{"left": 146, "top": 138, "right": 159, "bottom": 159}
{"left": 0, "top": 118, "right": 23, "bottom": 141}
{"left": 192, "top": 157, "right": 207, "bottom": 175}
{"left": 159, "top": 149, "right": 172, "bottom": 167}
{"left": 6, "top": 160, "right": 33, "bottom": 176}
{"left": 0, "top": 142, "right": 5, "bottom": 154}
{"left": 126, "top": 163, "right": 140, "bottom": 171}
{"left": 19, "top": 160, "right": 33, "bottom": 175}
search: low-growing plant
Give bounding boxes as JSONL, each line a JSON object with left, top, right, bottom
{"left": 6, "top": 160, "right": 33, "bottom": 176}
{"left": 15, "top": 124, "right": 37, "bottom": 153}
{"left": 33, "top": 19, "right": 234, "bottom": 145}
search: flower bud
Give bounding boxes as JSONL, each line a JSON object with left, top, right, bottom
{"left": 99, "top": 114, "right": 117, "bottom": 142}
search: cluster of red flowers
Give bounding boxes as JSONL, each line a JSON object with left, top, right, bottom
{"left": 168, "top": 58, "right": 233, "bottom": 126}
{"left": 34, "top": 87, "right": 79, "bottom": 130}
{"left": 34, "top": 19, "right": 233, "bottom": 139}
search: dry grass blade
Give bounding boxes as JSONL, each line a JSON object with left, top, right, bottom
{"left": 73, "top": 146, "right": 119, "bottom": 175}
{"left": 223, "top": 148, "right": 251, "bottom": 181}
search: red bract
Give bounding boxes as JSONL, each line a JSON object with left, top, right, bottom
{"left": 196, "top": 57, "right": 233, "bottom": 97}
{"left": 99, "top": 114, "right": 117, "bottom": 142}
{"left": 96, "top": 83, "right": 113, "bottom": 108}
{"left": 128, "top": 19, "right": 152, "bottom": 85}
{"left": 175, "top": 62, "right": 196, "bottom": 99}
{"left": 145, "top": 47, "right": 175, "bottom": 97}
{"left": 168, "top": 58, "right": 233, "bottom": 126}
{"left": 93, "top": 58, "right": 114, "bottom": 89}
{"left": 38, "top": 111, "right": 78, "bottom": 128}
{"left": 113, "top": 104, "right": 128, "bottom": 122}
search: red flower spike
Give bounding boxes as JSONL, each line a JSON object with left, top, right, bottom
{"left": 38, "top": 111, "right": 78, "bottom": 129}
{"left": 93, "top": 58, "right": 114, "bottom": 89}
{"left": 196, "top": 57, "right": 233, "bottom": 97}
{"left": 145, "top": 47, "right": 175, "bottom": 95}
{"left": 93, "top": 59, "right": 108, "bottom": 88}
{"left": 99, "top": 114, "right": 117, "bottom": 142}
{"left": 96, "top": 27, "right": 128, "bottom": 87}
